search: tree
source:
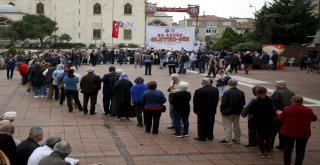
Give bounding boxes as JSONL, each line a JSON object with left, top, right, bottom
{"left": 59, "top": 33, "right": 72, "bottom": 43}
{"left": 253, "top": 0, "right": 319, "bottom": 45}
{"left": 6, "top": 14, "right": 57, "bottom": 47}
{"left": 212, "top": 28, "right": 241, "bottom": 51}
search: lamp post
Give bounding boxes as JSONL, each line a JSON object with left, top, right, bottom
{"left": 100, "top": 3, "right": 107, "bottom": 47}
{"left": 249, "top": 4, "right": 257, "bottom": 15}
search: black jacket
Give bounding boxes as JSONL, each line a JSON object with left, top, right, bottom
{"left": 193, "top": 85, "right": 219, "bottom": 115}
{"left": 220, "top": 87, "right": 246, "bottom": 115}
{"left": 80, "top": 73, "right": 101, "bottom": 94}
{"left": 170, "top": 91, "right": 191, "bottom": 112}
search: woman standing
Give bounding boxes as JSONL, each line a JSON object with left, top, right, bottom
{"left": 113, "top": 73, "right": 133, "bottom": 120}
{"left": 248, "top": 86, "right": 276, "bottom": 158}
{"left": 215, "top": 69, "right": 227, "bottom": 98}
{"left": 277, "top": 96, "right": 317, "bottom": 165}
{"left": 170, "top": 81, "right": 191, "bottom": 137}
{"left": 29, "top": 62, "right": 46, "bottom": 98}
{"left": 63, "top": 69, "right": 83, "bottom": 112}
{"left": 141, "top": 81, "right": 166, "bottom": 134}
{"left": 130, "top": 77, "right": 148, "bottom": 127}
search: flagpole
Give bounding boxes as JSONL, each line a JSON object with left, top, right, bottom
{"left": 112, "top": 0, "right": 114, "bottom": 47}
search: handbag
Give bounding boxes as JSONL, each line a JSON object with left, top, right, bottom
{"left": 161, "top": 105, "right": 166, "bottom": 112}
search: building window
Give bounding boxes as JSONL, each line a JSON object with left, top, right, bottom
{"left": 124, "top": 3, "right": 132, "bottom": 14}
{"left": 79, "top": 9, "right": 80, "bottom": 14}
{"left": 36, "top": 3, "right": 44, "bottom": 14}
{"left": 79, "top": 32, "right": 81, "bottom": 39}
{"left": 93, "top": 3, "right": 101, "bottom": 14}
{"left": 79, "top": 21, "right": 80, "bottom": 26}
{"left": 124, "top": 29, "right": 132, "bottom": 40}
{"left": 222, "top": 21, "right": 231, "bottom": 26}
{"left": 93, "top": 29, "right": 101, "bottom": 39}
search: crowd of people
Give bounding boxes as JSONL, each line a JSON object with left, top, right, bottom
{"left": 0, "top": 48, "right": 318, "bottom": 165}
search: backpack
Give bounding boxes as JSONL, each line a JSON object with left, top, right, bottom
{"left": 167, "top": 55, "right": 176, "bottom": 64}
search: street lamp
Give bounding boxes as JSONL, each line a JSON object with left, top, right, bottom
{"left": 100, "top": 3, "right": 107, "bottom": 47}
{"left": 249, "top": 4, "right": 257, "bottom": 13}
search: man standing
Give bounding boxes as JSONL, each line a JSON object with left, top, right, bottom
{"left": 167, "top": 73, "right": 181, "bottom": 129}
{"left": 271, "top": 50, "right": 279, "bottom": 70}
{"left": 101, "top": 66, "right": 116, "bottom": 115}
{"left": 167, "top": 52, "right": 177, "bottom": 75}
{"left": 5, "top": 55, "right": 16, "bottom": 79}
{"left": 219, "top": 79, "right": 246, "bottom": 144}
{"left": 159, "top": 49, "right": 166, "bottom": 69}
{"left": 271, "top": 80, "right": 295, "bottom": 150}
{"left": 143, "top": 51, "right": 153, "bottom": 75}
{"left": 16, "top": 126, "right": 44, "bottom": 165}
{"left": 80, "top": 68, "right": 101, "bottom": 115}
{"left": 178, "top": 51, "right": 190, "bottom": 74}
{"left": 193, "top": 78, "right": 219, "bottom": 141}
{"left": 242, "top": 51, "right": 253, "bottom": 74}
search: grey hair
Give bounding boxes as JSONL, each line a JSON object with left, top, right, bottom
{"left": 53, "top": 141, "right": 72, "bottom": 157}
{"left": 228, "top": 79, "right": 238, "bottom": 87}
{"left": 46, "top": 136, "right": 62, "bottom": 149}
{"left": 28, "top": 126, "right": 43, "bottom": 139}
{"left": 170, "top": 73, "right": 179, "bottom": 78}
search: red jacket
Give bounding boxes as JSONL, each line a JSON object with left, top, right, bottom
{"left": 18, "top": 63, "right": 28, "bottom": 76}
{"left": 278, "top": 104, "right": 317, "bottom": 138}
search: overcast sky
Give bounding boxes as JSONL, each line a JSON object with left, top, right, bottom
{"left": 149, "top": 0, "right": 273, "bottom": 22}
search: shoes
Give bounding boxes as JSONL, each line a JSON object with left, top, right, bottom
{"left": 148, "top": 74, "right": 152, "bottom": 75}
{"left": 232, "top": 139, "right": 240, "bottom": 144}
{"left": 68, "top": 110, "right": 73, "bottom": 112}
{"left": 84, "top": 112, "right": 88, "bottom": 114}
{"left": 90, "top": 112, "right": 97, "bottom": 115}
{"left": 207, "top": 137, "right": 213, "bottom": 141}
{"left": 183, "top": 133, "right": 189, "bottom": 137}
{"left": 219, "top": 139, "right": 231, "bottom": 144}
{"left": 244, "top": 144, "right": 256, "bottom": 148}
{"left": 266, "top": 153, "right": 272, "bottom": 159}
{"left": 194, "top": 137, "right": 206, "bottom": 141}
{"left": 172, "top": 133, "right": 182, "bottom": 138}
{"left": 167, "top": 126, "right": 174, "bottom": 129}
{"left": 275, "top": 146, "right": 283, "bottom": 150}
{"left": 259, "top": 154, "right": 266, "bottom": 158}
{"left": 102, "top": 112, "right": 110, "bottom": 115}
{"left": 34, "top": 96, "right": 39, "bottom": 98}
{"left": 40, "top": 95, "right": 45, "bottom": 98}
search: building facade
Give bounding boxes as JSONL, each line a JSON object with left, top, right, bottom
{"left": 0, "top": 0, "right": 172, "bottom": 47}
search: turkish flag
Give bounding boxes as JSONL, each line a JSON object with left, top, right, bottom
{"left": 112, "top": 20, "right": 119, "bottom": 38}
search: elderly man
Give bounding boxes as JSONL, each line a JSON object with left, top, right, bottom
{"left": 193, "top": 78, "right": 219, "bottom": 141}
{"left": 38, "top": 141, "right": 73, "bottom": 165}
{"left": 16, "top": 126, "right": 44, "bottom": 165}
{"left": 80, "top": 67, "right": 101, "bottom": 115}
{"left": 271, "top": 80, "right": 295, "bottom": 150}
{"left": 167, "top": 73, "right": 181, "bottom": 129}
{"left": 219, "top": 79, "right": 246, "bottom": 144}
{"left": 28, "top": 136, "right": 79, "bottom": 165}
{"left": 101, "top": 66, "right": 116, "bottom": 115}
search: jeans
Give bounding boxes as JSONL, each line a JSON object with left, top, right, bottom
{"left": 103, "top": 93, "right": 111, "bottom": 114}
{"left": 144, "top": 63, "right": 152, "bottom": 75}
{"left": 6, "top": 68, "right": 14, "bottom": 79}
{"left": 34, "top": 87, "right": 41, "bottom": 96}
{"left": 159, "top": 59, "right": 165, "bottom": 69}
{"left": 178, "top": 63, "right": 186, "bottom": 74}
{"left": 168, "top": 65, "right": 176, "bottom": 75}
{"left": 199, "top": 62, "right": 206, "bottom": 73}
{"left": 173, "top": 111, "right": 189, "bottom": 135}
{"left": 60, "top": 88, "right": 65, "bottom": 104}
{"left": 283, "top": 136, "right": 308, "bottom": 165}
{"left": 134, "top": 102, "right": 144, "bottom": 126}
{"left": 218, "top": 86, "right": 225, "bottom": 97}
{"left": 53, "top": 85, "right": 60, "bottom": 100}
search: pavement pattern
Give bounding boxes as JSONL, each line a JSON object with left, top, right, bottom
{"left": 0, "top": 64, "right": 319, "bottom": 165}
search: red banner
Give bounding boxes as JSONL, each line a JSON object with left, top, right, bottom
{"left": 112, "top": 20, "right": 119, "bottom": 38}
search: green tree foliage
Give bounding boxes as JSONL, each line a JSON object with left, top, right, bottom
{"left": 253, "top": 0, "right": 319, "bottom": 45}
{"left": 212, "top": 28, "right": 242, "bottom": 51}
{"left": 6, "top": 14, "right": 57, "bottom": 47}
{"left": 59, "top": 33, "right": 72, "bottom": 43}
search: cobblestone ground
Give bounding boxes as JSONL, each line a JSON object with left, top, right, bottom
{"left": 0, "top": 64, "right": 319, "bottom": 165}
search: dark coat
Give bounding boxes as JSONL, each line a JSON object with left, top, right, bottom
{"left": 16, "top": 138, "right": 40, "bottom": 165}
{"left": 248, "top": 96, "right": 276, "bottom": 129}
{"left": 242, "top": 53, "right": 253, "bottom": 64}
{"left": 220, "top": 87, "right": 246, "bottom": 116}
{"left": 5, "top": 57, "right": 16, "bottom": 69}
{"left": 113, "top": 79, "right": 133, "bottom": 102}
{"left": 170, "top": 91, "right": 191, "bottom": 112}
{"left": 80, "top": 73, "right": 101, "bottom": 94}
{"left": 101, "top": 72, "right": 116, "bottom": 95}
{"left": 29, "top": 64, "right": 45, "bottom": 87}
{"left": 0, "top": 133, "right": 16, "bottom": 165}
{"left": 193, "top": 85, "right": 219, "bottom": 115}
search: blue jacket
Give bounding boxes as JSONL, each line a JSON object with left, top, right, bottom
{"left": 141, "top": 89, "right": 166, "bottom": 107}
{"left": 5, "top": 57, "right": 16, "bottom": 69}
{"left": 130, "top": 83, "right": 148, "bottom": 103}
{"left": 63, "top": 76, "right": 79, "bottom": 91}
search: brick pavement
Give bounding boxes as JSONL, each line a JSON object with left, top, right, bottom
{"left": 0, "top": 64, "right": 319, "bottom": 165}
